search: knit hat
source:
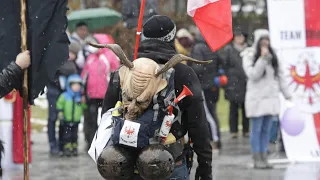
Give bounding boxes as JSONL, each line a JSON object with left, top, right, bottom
{"left": 143, "top": 15, "right": 176, "bottom": 43}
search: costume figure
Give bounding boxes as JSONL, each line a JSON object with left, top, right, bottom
{"left": 89, "top": 15, "right": 213, "bottom": 180}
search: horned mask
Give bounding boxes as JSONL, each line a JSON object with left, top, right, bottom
{"left": 89, "top": 43, "right": 211, "bottom": 120}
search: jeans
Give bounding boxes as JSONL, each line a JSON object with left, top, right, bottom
{"left": 250, "top": 115, "right": 276, "bottom": 153}
{"left": 270, "top": 119, "right": 279, "bottom": 143}
{"left": 133, "top": 160, "right": 189, "bottom": 180}
{"left": 229, "top": 101, "right": 249, "bottom": 134}
{"left": 47, "top": 85, "right": 61, "bottom": 152}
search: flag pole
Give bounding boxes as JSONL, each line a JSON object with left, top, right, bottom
{"left": 20, "top": 0, "right": 29, "bottom": 179}
{"left": 133, "top": 0, "right": 146, "bottom": 60}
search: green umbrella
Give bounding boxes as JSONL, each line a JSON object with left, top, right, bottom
{"left": 68, "top": 7, "right": 122, "bottom": 32}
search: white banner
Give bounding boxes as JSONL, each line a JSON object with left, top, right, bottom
{"left": 277, "top": 48, "right": 320, "bottom": 161}
{"left": 268, "top": 0, "right": 320, "bottom": 162}
{"left": 267, "top": 0, "right": 306, "bottom": 49}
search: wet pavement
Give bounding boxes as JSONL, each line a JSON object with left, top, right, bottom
{"left": 2, "top": 133, "right": 320, "bottom": 180}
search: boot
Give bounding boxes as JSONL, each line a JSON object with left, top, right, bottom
{"left": 231, "top": 133, "right": 238, "bottom": 139}
{"left": 49, "top": 142, "right": 59, "bottom": 157}
{"left": 72, "top": 143, "right": 78, "bottom": 157}
{"left": 253, "top": 153, "right": 267, "bottom": 169}
{"left": 261, "top": 152, "right": 273, "bottom": 169}
{"left": 64, "top": 143, "right": 72, "bottom": 157}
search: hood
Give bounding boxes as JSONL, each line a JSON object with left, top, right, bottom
{"left": 66, "top": 74, "right": 82, "bottom": 100}
{"left": 138, "top": 39, "right": 176, "bottom": 64}
{"left": 240, "top": 29, "right": 269, "bottom": 57}
{"left": 93, "top": 34, "right": 115, "bottom": 55}
{"left": 175, "top": 39, "right": 189, "bottom": 56}
{"left": 252, "top": 29, "right": 269, "bottom": 48}
{"left": 176, "top": 28, "right": 194, "bottom": 41}
{"left": 94, "top": 33, "right": 115, "bottom": 44}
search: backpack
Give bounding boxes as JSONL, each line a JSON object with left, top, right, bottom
{"left": 111, "top": 68, "right": 182, "bottom": 150}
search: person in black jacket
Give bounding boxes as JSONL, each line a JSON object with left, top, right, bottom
{"left": 189, "top": 28, "right": 225, "bottom": 150}
{"left": 0, "top": 51, "right": 31, "bottom": 98}
{"left": 0, "top": 50, "right": 30, "bottom": 176}
{"left": 222, "top": 28, "right": 249, "bottom": 139}
{"left": 101, "top": 15, "right": 212, "bottom": 180}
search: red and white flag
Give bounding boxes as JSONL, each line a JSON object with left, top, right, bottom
{"left": 187, "top": 0, "right": 233, "bottom": 51}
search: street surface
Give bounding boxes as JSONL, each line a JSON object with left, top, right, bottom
{"left": 2, "top": 132, "right": 320, "bottom": 180}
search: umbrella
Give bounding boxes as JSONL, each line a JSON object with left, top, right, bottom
{"left": 67, "top": 7, "right": 122, "bottom": 32}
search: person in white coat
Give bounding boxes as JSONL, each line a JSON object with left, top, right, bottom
{"left": 242, "top": 29, "right": 291, "bottom": 169}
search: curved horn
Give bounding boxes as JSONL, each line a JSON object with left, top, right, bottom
{"left": 88, "top": 42, "right": 134, "bottom": 69}
{"left": 155, "top": 54, "right": 212, "bottom": 77}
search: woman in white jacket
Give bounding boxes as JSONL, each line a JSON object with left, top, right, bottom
{"left": 242, "top": 29, "right": 291, "bottom": 169}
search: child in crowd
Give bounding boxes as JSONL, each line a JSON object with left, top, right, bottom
{"left": 56, "top": 74, "right": 87, "bottom": 156}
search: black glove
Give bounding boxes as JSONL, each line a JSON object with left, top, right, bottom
{"left": 195, "top": 166, "right": 212, "bottom": 180}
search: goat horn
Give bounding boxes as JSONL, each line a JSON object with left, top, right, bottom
{"left": 87, "top": 42, "right": 134, "bottom": 69}
{"left": 155, "top": 54, "right": 212, "bottom": 77}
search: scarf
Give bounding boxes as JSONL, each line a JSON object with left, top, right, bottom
{"left": 137, "top": 39, "right": 176, "bottom": 64}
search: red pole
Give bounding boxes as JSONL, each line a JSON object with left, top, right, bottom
{"left": 134, "top": 0, "right": 146, "bottom": 60}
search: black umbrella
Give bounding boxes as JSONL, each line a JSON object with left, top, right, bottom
{"left": 0, "top": 0, "right": 69, "bottom": 104}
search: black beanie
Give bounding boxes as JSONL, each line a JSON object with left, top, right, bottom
{"left": 143, "top": 15, "right": 176, "bottom": 43}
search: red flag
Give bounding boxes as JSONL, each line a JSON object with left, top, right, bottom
{"left": 188, "top": 0, "right": 233, "bottom": 51}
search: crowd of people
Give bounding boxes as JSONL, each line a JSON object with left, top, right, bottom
{"left": 46, "top": 22, "right": 120, "bottom": 157}
{"left": 175, "top": 25, "right": 290, "bottom": 169}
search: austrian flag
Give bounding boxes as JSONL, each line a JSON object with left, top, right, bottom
{"left": 188, "top": 0, "right": 233, "bottom": 51}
